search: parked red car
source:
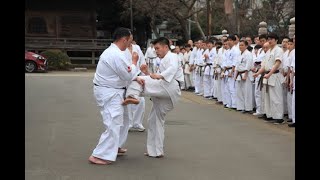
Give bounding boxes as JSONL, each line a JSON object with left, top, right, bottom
{"left": 25, "top": 51, "right": 48, "bottom": 73}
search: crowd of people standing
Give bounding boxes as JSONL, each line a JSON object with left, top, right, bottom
{"left": 88, "top": 27, "right": 295, "bottom": 166}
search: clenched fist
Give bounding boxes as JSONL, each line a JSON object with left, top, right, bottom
{"left": 132, "top": 52, "right": 139, "bottom": 65}
{"left": 140, "top": 64, "right": 149, "bottom": 75}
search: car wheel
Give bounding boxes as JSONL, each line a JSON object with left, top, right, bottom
{"left": 25, "top": 61, "right": 37, "bottom": 73}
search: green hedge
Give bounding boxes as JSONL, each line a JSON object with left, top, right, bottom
{"left": 40, "top": 50, "right": 71, "bottom": 70}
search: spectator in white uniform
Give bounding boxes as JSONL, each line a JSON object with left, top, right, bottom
{"left": 255, "top": 35, "right": 268, "bottom": 119}
{"left": 145, "top": 43, "right": 157, "bottom": 73}
{"left": 288, "top": 37, "right": 295, "bottom": 127}
{"left": 253, "top": 33, "right": 285, "bottom": 124}
{"left": 213, "top": 41, "right": 223, "bottom": 101}
{"left": 234, "top": 40, "right": 254, "bottom": 113}
{"left": 194, "top": 40, "right": 205, "bottom": 95}
{"left": 203, "top": 40, "right": 216, "bottom": 98}
{"left": 225, "top": 35, "right": 240, "bottom": 109}
{"left": 189, "top": 40, "right": 201, "bottom": 91}
{"left": 251, "top": 44, "right": 265, "bottom": 116}
{"left": 220, "top": 40, "right": 230, "bottom": 107}
{"left": 287, "top": 38, "right": 295, "bottom": 126}
{"left": 182, "top": 44, "right": 193, "bottom": 90}
{"left": 280, "top": 37, "right": 292, "bottom": 120}
{"left": 125, "top": 35, "right": 147, "bottom": 132}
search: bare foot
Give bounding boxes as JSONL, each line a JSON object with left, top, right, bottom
{"left": 88, "top": 155, "right": 112, "bottom": 165}
{"left": 122, "top": 97, "right": 140, "bottom": 105}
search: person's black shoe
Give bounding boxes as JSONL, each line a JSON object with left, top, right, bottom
{"left": 273, "top": 119, "right": 285, "bottom": 124}
{"left": 288, "top": 123, "right": 295, "bottom": 127}
{"left": 258, "top": 114, "right": 267, "bottom": 119}
{"left": 263, "top": 116, "right": 273, "bottom": 120}
{"left": 264, "top": 118, "right": 275, "bottom": 122}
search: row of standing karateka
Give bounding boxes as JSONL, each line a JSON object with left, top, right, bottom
{"left": 146, "top": 33, "right": 295, "bottom": 127}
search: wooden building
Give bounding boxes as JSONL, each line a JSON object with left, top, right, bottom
{"left": 25, "top": 0, "right": 97, "bottom": 38}
{"left": 25, "top": 0, "right": 114, "bottom": 65}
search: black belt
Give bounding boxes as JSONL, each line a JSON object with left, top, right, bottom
{"left": 197, "top": 65, "right": 205, "bottom": 76}
{"left": 94, "top": 83, "right": 126, "bottom": 89}
{"left": 257, "top": 69, "right": 280, "bottom": 93}
{"left": 204, "top": 64, "right": 213, "bottom": 78}
{"left": 236, "top": 70, "right": 247, "bottom": 80}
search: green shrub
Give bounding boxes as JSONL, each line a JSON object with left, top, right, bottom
{"left": 40, "top": 50, "right": 71, "bottom": 70}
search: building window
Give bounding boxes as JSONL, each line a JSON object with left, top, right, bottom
{"left": 27, "top": 17, "right": 47, "bottom": 34}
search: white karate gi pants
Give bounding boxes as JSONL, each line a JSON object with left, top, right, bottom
{"left": 92, "top": 86, "right": 128, "bottom": 161}
{"left": 129, "top": 97, "right": 145, "bottom": 128}
{"left": 236, "top": 79, "right": 253, "bottom": 111}
{"left": 263, "top": 74, "right": 284, "bottom": 119}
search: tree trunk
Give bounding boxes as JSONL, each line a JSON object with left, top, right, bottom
{"left": 194, "top": 13, "right": 206, "bottom": 39}
{"left": 180, "top": 21, "right": 190, "bottom": 41}
{"left": 175, "top": 16, "right": 190, "bottom": 41}
{"left": 150, "top": 15, "right": 160, "bottom": 38}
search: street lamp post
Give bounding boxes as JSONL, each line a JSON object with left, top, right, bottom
{"left": 188, "top": 18, "right": 191, "bottom": 39}
{"left": 187, "top": 19, "right": 196, "bottom": 40}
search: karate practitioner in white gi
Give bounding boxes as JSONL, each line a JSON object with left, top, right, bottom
{"left": 251, "top": 44, "right": 266, "bottom": 116}
{"left": 288, "top": 37, "right": 295, "bottom": 127}
{"left": 189, "top": 41, "right": 200, "bottom": 91}
{"left": 282, "top": 37, "right": 294, "bottom": 121}
{"left": 225, "top": 35, "right": 240, "bottom": 109}
{"left": 203, "top": 40, "right": 216, "bottom": 99}
{"left": 220, "top": 40, "right": 230, "bottom": 106}
{"left": 123, "top": 37, "right": 184, "bottom": 158}
{"left": 182, "top": 44, "right": 193, "bottom": 90}
{"left": 213, "top": 41, "right": 223, "bottom": 103}
{"left": 89, "top": 27, "right": 141, "bottom": 165}
{"left": 253, "top": 33, "right": 285, "bottom": 124}
{"left": 287, "top": 38, "right": 295, "bottom": 127}
{"left": 145, "top": 43, "right": 157, "bottom": 73}
{"left": 125, "top": 35, "right": 147, "bottom": 132}
{"left": 280, "top": 37, "right": 290, "bottom": 118}
{"left": 234, "top": 40, "right": 254, "bottom": 112}
{"left": 194, "top": 41, "right": 205, "bottom": 96}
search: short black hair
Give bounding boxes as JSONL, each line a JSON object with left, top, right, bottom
{"left": 113, "top": 27, "right": 131, "bottom": 41}
{"left": 254, "top": 44, "right": 262, "bottom": 49}
{"left": 152, "top": 37, "right": 170, "bottom": 47}
{"left": 185, "top": 44, "right": 191, "bottom": 48}
{"left": 267, "top": 33, "right": 279, "bottom": 41}
{"left": 239, "top": 40, "right": 248, "bottom": 46}
{"left": 227, "top": 35, "right": 236, "bottom": 41}
{"left": 215, "top": 41, "right": 223, "bottom": 48}
{"left": 259, "top": 34, "right": 267, "bottom": 40}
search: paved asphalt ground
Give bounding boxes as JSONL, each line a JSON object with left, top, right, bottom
{"left": 25, "top": 71, "right": 294, "bottom": 180}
